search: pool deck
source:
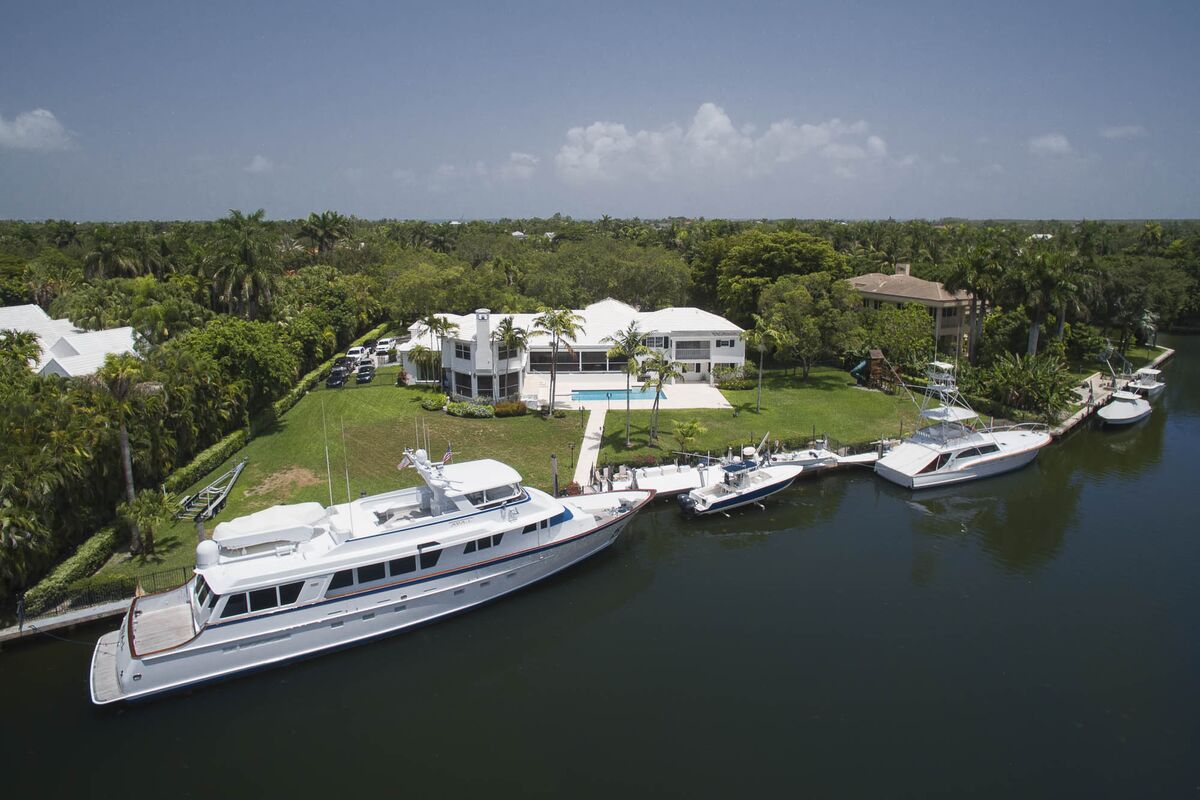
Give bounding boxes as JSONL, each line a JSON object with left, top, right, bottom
{"left": 524, "top": 373, "right": 732, "bottom": 412}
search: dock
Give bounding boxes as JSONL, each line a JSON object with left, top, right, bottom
{"left": 0, "top": 599, "right": 128, "bottom": 647}
{"left": 1050, "top": 346, "right": 1175, "bottom": 438}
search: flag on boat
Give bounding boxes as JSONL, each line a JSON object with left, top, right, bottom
{"left": 396, "top": 454, "right": 411, "bottom": 471}
{"left": 442, "top": 444, "right": 453, "bottom": 464}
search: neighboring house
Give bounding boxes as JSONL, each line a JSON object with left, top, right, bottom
{"left": 400, "top": 298, "right": 745, "bottom": 399}
{"left": 848, "top": 264, "right": 973, "bottom": 354}
{"left": 0, "top": 303, "right": 137, "bottom": 377}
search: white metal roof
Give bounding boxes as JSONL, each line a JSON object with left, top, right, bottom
{"left": 1, "top": 304, "right": 135, "bottom": 375}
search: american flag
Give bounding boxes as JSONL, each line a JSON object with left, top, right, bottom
{"left": 442, "top": 444, "right": 453, "bottom": 464}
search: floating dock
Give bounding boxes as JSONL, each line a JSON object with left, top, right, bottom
{"left": 1050, "top": 346, "right": 1175, "bottom": 438}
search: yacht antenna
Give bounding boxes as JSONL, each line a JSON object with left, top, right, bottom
{"left": 321, "top": 400, "right": 334, "bottom": 506}
{"left": 340, "top": 417, "right": 353, "bottom": 505}
{"left": 424, "top": 420, "right": 430, "bottom": 453}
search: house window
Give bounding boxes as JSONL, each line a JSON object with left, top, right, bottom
{"left": 455, "top": 343, "right": 471, "bottom": 360}
{"left": 715, "top": 339, "right": 736, "bottom": 348}
{"left": 454, "top": 371, "right": 472, "bottom": 397}
{"left": 643, "top": 335, "right": 669, "bottom": 349}
{"left": 497, "top": 345, "right": 518, "bottom": 362}
{"left": 499, "top": 371, "right": 520, "bottom": 397}
{"left": 943, "top": 306, "right": 958, "bottom": 318}
{"left": 675, "top": 340, "right": 710, "bottom": 359}
{"left": 581, "top": 351, "right": 608, "bottom": 372}
{"left": 476, "top": 374, "right": 494, "bottom": 399}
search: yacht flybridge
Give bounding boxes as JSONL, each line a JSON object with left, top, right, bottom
{"left": 873, "top": 361, "right": 1052, "bottom": 490}
{"left": 90, "top": 449, "right": 652, "bottom": 705}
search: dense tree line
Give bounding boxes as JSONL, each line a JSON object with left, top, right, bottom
{"left": 1, "top": 212, "right": 1198, "bottom": 599}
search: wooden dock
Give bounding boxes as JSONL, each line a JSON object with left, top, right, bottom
{"left": 1050, "top": 346, "right": 1175, "bottom": 438}
{"left": 0, "top": 599, "right": 128, "bottom": 647}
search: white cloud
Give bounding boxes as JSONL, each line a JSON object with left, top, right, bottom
{"left": 1028, "top": 133, "right": 1073, "bottom": 157}
{"left": 392, "top": 168, "right": 417, "bottom": 185}
{"left": 244, "top": 154, "right": 274, "bottom": 174}
{"left": 555, "top": 102, "right": 890, "bottom": 184}
{"left": 1100, "top": 124, "right": 1147, "bottom": 140}
{"left": 498, "top": 151, "right": 539, "bottom": 180}
{"left": 0, "top": 108, "right": 74, "bottom": 151}
{"left": 980, "top": 163, "right": 1004, "bottom": 176}
{"left": 939, "top": 154, "right": 960, "bottom": 166}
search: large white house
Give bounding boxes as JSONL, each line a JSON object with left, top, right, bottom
{"left": 400, "top": 298, "right": 745, "bottom": 400}
{"left": 0, "top": 304, "right": 137, "bottom": 377}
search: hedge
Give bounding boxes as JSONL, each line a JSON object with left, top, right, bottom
{"left": 494, "top": 400, "right": 528, "bottom": 417}
{"left": 272, "top": 322, "right": 389, "bottom": 419}
{"left": 447, "top": 401, "right": 495, "bottom": 418}
{"left": 420, "top": 394, "right": 448, "bottom": 412}
{"left": 22, "top": 526, "right": 122, "bottom": 616}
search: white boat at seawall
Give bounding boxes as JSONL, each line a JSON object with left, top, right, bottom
{"left": 873, "top": 361, "right": 1052, "bottom": 490}
{"left": 1126, "top": 368, "right": 1165, "bottom": 399}
{"left": 90, "top": 449, "right": 653, "bottom": 705}
{"left": 600, "top": 462, "right": 723, "bottom": 498}
{"left": 1097, "top": 390, "right": 1152, "bottom": 426}
{"left": 767, "top": 441, "right": 840, "bottom": 471}
{"left": 677, "top": 446, "right": 802, "bottom": 516}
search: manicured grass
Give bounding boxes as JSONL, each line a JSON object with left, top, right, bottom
{"left": 598, "top": 366, "right": 921, "bottom": 465}
{"left": 101, "top": 366, "right": 588, "bottom": 576}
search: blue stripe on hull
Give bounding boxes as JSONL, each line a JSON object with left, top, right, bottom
{"left": 682, "top": 477, "right": 796, "bottom": 517}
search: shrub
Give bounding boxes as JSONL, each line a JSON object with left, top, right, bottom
{"left": 21, "top": 526, "right": 123, "bottom": 616}
{"left": 564, "top": 481, "right": 582, "bottom": 496}
{"left": 66, "top": 572, "right": 138, "bottom": 601}
{"left": 447, "top": 401, "right": 495, "bottom": 418}
{"left": 420, "top": 394, "right": 448, "bottom": 411}
{"left": 494, "top": 400, "right": 528, "bottom": 417}
{"left": 164, "top": 430, "right": 249, "bottom": 493}
{"left": 551, "top": 409, "right": 567, "bottom": 419}
{"left": 395, "top": 368, "right": 409, "bottom": 386}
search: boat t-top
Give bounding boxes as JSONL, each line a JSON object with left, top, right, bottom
{"left": 1126, "top": 367, "right": 1165, "bottom": 399}
{"left": 873, "top": 361, "right": 1052, "bottom": 490}
{"left": 90, "top": 449, "right": 653, "bottom": 705}
{"left": 1096, "top": 389, "right": 1152, "bottom": 426}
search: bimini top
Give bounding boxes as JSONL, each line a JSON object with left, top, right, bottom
{"left": 1111, "top": 390, "right": 1142, "bottom": 402}
{"left": 1135, "top": 368, "right": 1161, "bottom": 377}
{"left": 920, "top": 405, "right": 978, "bottom": 423}
{"left": 435, "top": 459, "right": 523, "bottom": 495}
{"left": 212, "top": 502, "right": 326, "bottom": 550}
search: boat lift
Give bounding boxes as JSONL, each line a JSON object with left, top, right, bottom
{"left": 173, "top": 458, "right": 248, "bottom": 522}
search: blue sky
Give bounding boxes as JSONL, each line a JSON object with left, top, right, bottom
{"left": 0, "top": 0, "right": 1196, "bottom": 220}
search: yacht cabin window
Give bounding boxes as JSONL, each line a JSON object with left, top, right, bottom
{"left": 357, "top": 563, "right": 386, "bottom": 584}
{"left": 418, "top": 543, "right": 442, "bottom": 570}
{"left": 465, "top": 483, "right": 522, "bottom": 508}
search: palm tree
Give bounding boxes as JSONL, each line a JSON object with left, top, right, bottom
{"left": 743, "top": 314, "right": 782, "bottom": 413}
{"left": 405, "top": 344, "right": 440, "bottom": 382}
{"left": 1016, "top": 246, "right": 1068, "bottom": 356}
{"left": 215, "top": 209, "right": 280, "bottom": 318}
{"left": 1, "top": 329, "right": 42, "bottom": 369}
{"left": 118, "top": 489, "right": 173, "bottom": 554}
{"left": 83, "top": 230, "right": 138, "bottom": 279}
{"left": 87, "top": 354, "right": 162, "bottom": 554}
{"left": 299, "top": 210, "right": 351, "bottom": 254}
{"left": 602, "top": 321, "right": 649, "bottom": 447}
{"left": 533, "top": 308, "right": 586, "bottom": 416}
{"left": 641, "top": 352, "right": 682, "bottom": 443}
{"left": 495, "top": 316, "right": 528, "bottom": 401}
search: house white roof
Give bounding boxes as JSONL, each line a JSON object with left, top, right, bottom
{"left": 0, "top": 304, "right": 136, "bottom": 376}
{"left": 404, "top": 298, "right": 742, "bottom": 351}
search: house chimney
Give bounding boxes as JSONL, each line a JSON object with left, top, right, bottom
{"left": 895, "top": 262, "right": 911, "bottom": 276}
{"left": 475, "top": 309, "right": 492, "bottom": 372}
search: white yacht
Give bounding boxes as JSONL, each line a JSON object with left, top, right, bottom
{"left": 1096, "top": 390, "right": 1152, "bottom": 426}
{"left": 767, "top": 436, "right": 840, "bottom": 471}
{"left": 678, "top": 446, "right": 802, "bottom": 516}
{"left": 873, "top": 361, "right": 1052, "bottom": 490}
{"left": 1126, "top": 367, "right": 1165, "bottom": 399}
{"left": 89, "top": 450, "right": 653, "bottom": 705}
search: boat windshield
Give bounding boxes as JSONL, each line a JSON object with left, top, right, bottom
{"left": 465, "top": 483, "right": 522, "bottom": 508}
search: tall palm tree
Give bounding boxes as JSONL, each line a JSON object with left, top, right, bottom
{"left": 641, "top": 352, "right": 681, "bottom": 443}
{"left": 0, "top": 329, "right": 42, "bottom": 369}
{"left": 533, "top": 308, "right": 585, "bottom": 416}
{"left": 602, "top": 321, "right": 649, "bottom": 447}
{"left": 495, "top": 316, "right": 528, "bottom": 400}
{"left": 87, "top": 354, "right": 162, "bottom": 554}
{"left": 214, "top": 209, "right": 280, "bottom": 318}
{"left": 83, "top": 230, "right": 138, "bottom": 279}
{"left": 1016, "top": 246, "right": 1067, "bottom": 356}
{"left": 299, "top": 210, "right": 351, "bottom": 254}
{"left": 743, "top": 314, "right": 782, "bottom": 413}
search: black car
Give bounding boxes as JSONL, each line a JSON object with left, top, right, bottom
{"left": 355, "top": 364, "right": 376, "bottom": 384}
{"left": 326, "top": 368, "right": 348, "bottom": 388}
{"left": 334, "top": 356, "right": 354, "bottom": 372}
{"left": 362, "top": 339, "right": 378, "bottom": 354}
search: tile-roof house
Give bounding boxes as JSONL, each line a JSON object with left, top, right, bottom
{"left": 0, "top": 304, "right": 137, "bottom": 377}
{"left": 847, "top": 264, "right": 973, "bottom": 353}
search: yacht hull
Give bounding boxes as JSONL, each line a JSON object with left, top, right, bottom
{"left": 677, "top": 469, "right": 800, "bottom": 517}
{"left": 90, "top": 493, "right": 649, "bottom": 705}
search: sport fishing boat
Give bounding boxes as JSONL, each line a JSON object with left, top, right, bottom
{"left": 677, "top": 443, "right": 802, "bottom": 517}
{"left": 767, "top": 435, "right": 840, "bottom": 472}
{"left": 1096, "top": 389, "right": 1152, "bottom": 425}
{"left": 873, "top": 361, "right": 1052, "bottom": 490}
{"left": 1126, "top": 367, "right": 1165, "bottom": 399}
{"left": 89, "top": 449, "right": 653, "bottom": 705}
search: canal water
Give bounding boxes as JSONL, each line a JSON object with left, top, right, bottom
{"left": 3, "top": 338, "right": 1196, "bottom": 797}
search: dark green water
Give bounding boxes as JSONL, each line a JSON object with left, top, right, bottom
{"left": 4, "top": 338, "right": 1197, "bottom": 797}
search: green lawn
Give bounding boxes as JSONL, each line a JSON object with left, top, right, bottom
{"left": 101, "top": 365, "right": 588, "bottom": 577}
{"left": 598, "top": 366, "right": 921, "bottom": 465}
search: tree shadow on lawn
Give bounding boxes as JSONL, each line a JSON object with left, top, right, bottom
{"left": 759, "top": 369, "right": 854, "bottom": 393}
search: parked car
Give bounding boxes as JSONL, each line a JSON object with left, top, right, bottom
{"left": 346, "top": 346, "right": 365, "bottom": 361}
{"left": 376, "top": 337, "right": 395, "bottom": 353}
{"left": 326, "top": 368, "right": 348, "bottom": 388}
{"left": 357, "top": 355, "right": 374, "bottom": 370}
{"left": 363, "top": 339, "right": 378, "bottom": 354}
{"left": 334, "top": 356, "right": 354, "bottom": 371}
{"left": 356, "top": 364, "right": 376, "bottom": 384}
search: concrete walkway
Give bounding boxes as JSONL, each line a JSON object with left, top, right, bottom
{"left": 0, "top": 599, "right": 128, "bottom": 646}
{"left": 573, "top": 408, "right": 607, "bottom": 486}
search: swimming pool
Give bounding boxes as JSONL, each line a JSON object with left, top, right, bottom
{"left": 571, "top": 387, "right": 665, "bottom": 401}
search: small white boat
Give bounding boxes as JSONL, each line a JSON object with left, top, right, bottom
{"left": 1126, "top": 368, "right": 1165, "bottom": 398}
{"left": 1097, "top": 390, "right": 1152, "bottom": 425}
{"left": 617, "top": 462, "right": 722, "bottom": 498}
{"left": 89, "top": 449, "right": 653, "bottom": 705}
{"left": 874, "top": 361, "right": 1052, "bottom": 490}
{"left": 678, "top": 446, "right": 802, "bottom": 516}
{"left": 767, "top": 436, "right": 840, "bottom": 471}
